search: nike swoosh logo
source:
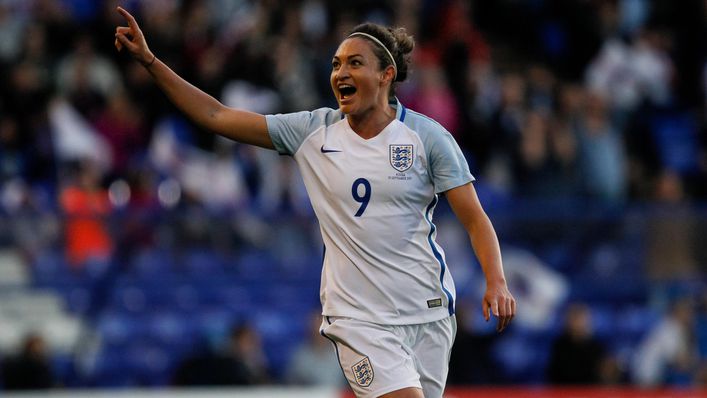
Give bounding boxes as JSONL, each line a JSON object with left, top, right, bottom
{"left": 321, "top": 145, "right": 342, "bottom": 153}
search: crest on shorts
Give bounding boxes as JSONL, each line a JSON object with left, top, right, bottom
{"left": 389, "top": 145, "right": 414, "bottom": 172}
{"left": 351, "top": 356, "right": 374, "bottom": 387}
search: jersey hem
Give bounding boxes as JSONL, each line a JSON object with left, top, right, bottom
{"left": 322, "top": 308, "right": 453, "bottom": 326}
{"left": 264, "top": 114, "right": 289, "bottom": 155}
{"left": 435, "top": 176, "right": 475, "bottom": 194}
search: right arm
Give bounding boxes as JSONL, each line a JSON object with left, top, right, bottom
{"left": 114, "top": 7, "right": 273, "bottom": 149}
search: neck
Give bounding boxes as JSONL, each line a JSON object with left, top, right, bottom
{"left": 347, "top": 99, "right": 396, "bottom": 139}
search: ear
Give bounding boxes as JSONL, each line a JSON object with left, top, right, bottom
{"left": 380, "top": 65, "right": 396, "bottom": 85}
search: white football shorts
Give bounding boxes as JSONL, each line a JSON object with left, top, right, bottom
{"left": 320, "top": 315, "right": 456, "bottom": 398}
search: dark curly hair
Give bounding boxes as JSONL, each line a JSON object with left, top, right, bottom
{"left": 347, "top": 22, "right": 415, "bottom": 98}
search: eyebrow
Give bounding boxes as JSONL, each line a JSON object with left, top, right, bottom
{"left": 332, "top": 54, "right": 364, "bottom": 61}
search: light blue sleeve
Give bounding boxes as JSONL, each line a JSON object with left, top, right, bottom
{"left": 406, "top": 112, "right": 474, "bottom": 193}
{"left": 428, "top": 130, "right": 475, "bottom": 193}
{"left": 266, "top": 107, "right": 340, "bottom": 155}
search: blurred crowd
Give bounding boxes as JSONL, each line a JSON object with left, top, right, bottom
{"left": 1, "top": 0, "right": 707, "bottom": 391}
{"left": 0, "top": 0, "right": 706, "bottom": 219}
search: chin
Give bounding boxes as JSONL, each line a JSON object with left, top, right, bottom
{"left": 338, "top": 103, "right": 354, "bottom": 114}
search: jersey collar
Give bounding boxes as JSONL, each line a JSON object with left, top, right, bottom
{"left": 390, "top": 97, "right": 407, "bottom": 122}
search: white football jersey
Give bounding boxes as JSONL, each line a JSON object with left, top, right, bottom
{"left": 266, "top": 100, "right": 474, "bottom": 325}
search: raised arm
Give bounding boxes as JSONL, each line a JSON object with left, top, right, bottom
{"left": 114, "top": 6, "right": 273, "bottom": 149}
{"left": 445, "top": 182, "right": 516, "bottom": 332}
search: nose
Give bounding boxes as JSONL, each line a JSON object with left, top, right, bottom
{"left": 335, "top": 63, "right": 350, "bottom": 80}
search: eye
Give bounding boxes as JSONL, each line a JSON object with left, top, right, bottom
{"left": 351, "top": 59, "right": 362, "bottom": 66}
{"left": 332, "top": 60, "right": 340, "bottom": 70}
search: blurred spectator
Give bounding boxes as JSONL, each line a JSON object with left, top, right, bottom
{"left": 48, "top": 98, "right": 112, "bottom": 173}
{"left": 149, "top": 120, "right": 250, "bottom": 213}
{"left": 114, "top": 164, "right": 161, "bottom": 253}
{"left": 136, "top": 0, "right": 183, "bottom": 70}
{"left": 546, "top": 303, "right": 609, "bottom": 385}
{"left": 272, "top": 8, "right": 321, "bottom": 112}
{"left": 92, "top": 91, "right": 148, "bottom": 174}
{"left": 547, "top": 117, "right": 580, "bottom": 195}
{"left": 18, "top": 23, "right": 52, "bottom": 85}
{"left": 617, "top": 0, "right": 650, "bottom": 38}
{"left": 0, "top": 117, "right": 26, "bottom": 183}
{"left": 574, "top": 91, "right": 627, "bottom": 201}
{"left": 59, "top": 159, "right": 113, "bottom": 268}
{"left": 172, "top": 339, "right": 253, "bottom": 386}
{"left": 0, "top": 334, "right": 54, "bottom": 390}
{"left": 526, "top": 65, "right": 556, "bottom": 115}
{"left": 492, "top": 72, "right": 525, "bottom": 139}
{"left": 173, "top": 323, "right": 271, "bottom": 386}
{"left": 632, "top": 297, "right": 698, "bottom": 387}
{"left": 32, "top": 0, "right": 77, "bottom": 60}
{"left": 403, "top": 53, "right": 461, "bottom": 136}
{"left": 585, "top": 27, "right": 674, "bottom": 117}
{"left": 0, "top": 1, "right": 27, "bottom": 64}
{"left": 225, "top": 323, "right": 271, "bottom": 385}
{"left": 432, "top": 0, "right": 489, "bottom": 109}
{"left": 286, "top": 311, "right": 346, "bottom": 386}
{"left": 512, "top": 111, "right": 578, "bottom": 197}
{"left": 624, "top": 105, "right": 701, "bottom": 200}
{"left": 55, "top": 34, "right": 122, "bottom": 118}
{"left": 2, "top": 21, "right": 56, "bottom": 188}
{"left": 645, "top": 171, "right": 699, "bottom": 281}
{"left": 482, "top": 72, "right": 526, "bottom": 186}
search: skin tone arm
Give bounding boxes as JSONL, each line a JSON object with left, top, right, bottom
{"left": 114, "top": 7, "right": 274, "bottom": 149}
{"left": 446, "top": 182, "right": 516, "bottom": 332}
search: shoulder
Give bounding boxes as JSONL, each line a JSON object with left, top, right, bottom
{"left": 306, "top": 106, "right": 345, "bottom": 127}
{"left": 399, "top": 107, "right": 457, "bottom": 152}
{"left": 266, "top": 106, "right": 344, "bottom": 155}
{"left": 268, "top": 106, "right": 343, "bottom": 129}
{"left": 400, "top": 107, "right": 450, "bottom": 139}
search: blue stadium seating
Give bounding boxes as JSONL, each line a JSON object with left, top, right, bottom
{"left": 21, "top": 204, "right": 700, "bottom": 388}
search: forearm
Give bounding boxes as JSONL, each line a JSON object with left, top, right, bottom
{"left": 143, "top": 58, "right": 272, "bottom": 148}
{"left": 115, "top": 7, "right": 272, "bottom": 148}
{"left": 145, "top": 58, "right": 226, "bottom": 132}
{"left": 468, "top": 213, "right": 506, "bottom": 285}
{"left": 443, "top": 173, "right": 515, "bottom": 329}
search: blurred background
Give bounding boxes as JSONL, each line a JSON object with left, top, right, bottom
{"left": 0, "top": 0, "right": 706, "bottom": 395}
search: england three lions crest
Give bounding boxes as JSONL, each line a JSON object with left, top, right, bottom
{"left": 351, "top": 356, "right": 374, "bottom": 387}
{"left": 390, "top": 144, "right": 414, "bottom": 172}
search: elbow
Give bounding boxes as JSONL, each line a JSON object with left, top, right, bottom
{"left": 203, "top": 103, "right": 226, "bottom": 131}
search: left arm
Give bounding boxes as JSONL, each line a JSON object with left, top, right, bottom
{"left": 445, "top": 182, "right": 516, "bottom": 332}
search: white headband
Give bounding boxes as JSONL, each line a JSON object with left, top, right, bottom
{"left": 348, "top": 32, "right": 397, "bottom": 79}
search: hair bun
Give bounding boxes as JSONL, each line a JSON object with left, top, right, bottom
{"left": 348, "top": 23, "right": 415, "bottom": 84}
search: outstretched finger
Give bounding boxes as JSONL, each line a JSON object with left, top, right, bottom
{"left": 117, "top": 6, "right": 139, "bottom": 31}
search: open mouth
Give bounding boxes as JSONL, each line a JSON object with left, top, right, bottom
{"left": 338, "top": 84, "right": 357, "bottom": 100}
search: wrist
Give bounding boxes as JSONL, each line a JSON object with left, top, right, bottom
{"left": 141, "top": 52, "right": 156, "bottom": 67}
{"left": 486, "top": 276, "right": 507, "bottom": 286}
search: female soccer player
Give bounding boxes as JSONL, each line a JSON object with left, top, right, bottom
{"left": 115, "top": 6, "right": 515, "bottom": 398}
